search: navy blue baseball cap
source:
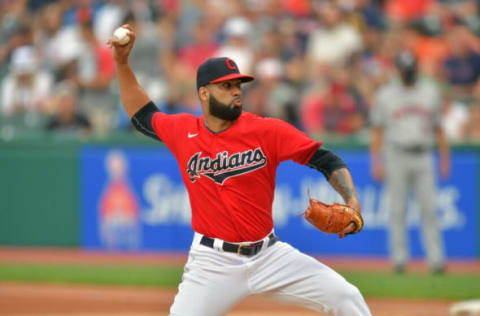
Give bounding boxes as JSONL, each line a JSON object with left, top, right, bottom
{"left": 196, "top": 57, "right": 254, "bottom": 91}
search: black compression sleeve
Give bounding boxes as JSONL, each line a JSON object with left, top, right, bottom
{"left": 131, "top": 101, "right": 161, "bottom": 141}
{"left": 306, "top": 148, "right": 348, "bottom": 180}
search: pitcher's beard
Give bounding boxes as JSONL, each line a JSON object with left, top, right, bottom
{"left": 209, "top": 95, "right": 242, "bottom": 121}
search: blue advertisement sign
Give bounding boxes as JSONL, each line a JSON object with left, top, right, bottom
{"left": 81, "top": 147, "right": 477, "bottom": 258}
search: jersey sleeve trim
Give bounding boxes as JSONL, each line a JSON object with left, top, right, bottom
{"left": 306, "top": 147, "right": 348, "bottom": 179}
{"left": 299, "top": 142, "right": 322, "bottom": 165}
{"left": 131, "top": 101, "right": 161, "bottom": 141}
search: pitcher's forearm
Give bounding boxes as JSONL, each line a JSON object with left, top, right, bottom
{"left": 116, "top": 63, "right": 151, "bottom": 118}
{"left": 328, "top": 168, "right": 361, "bottom": 212}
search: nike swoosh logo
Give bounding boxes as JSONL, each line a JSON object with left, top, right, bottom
{"left": 188, "top": 132, "right": 198, "bottom": 138}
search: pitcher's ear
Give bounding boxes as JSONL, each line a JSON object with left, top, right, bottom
{"left": 198, "top": 86, "right": 209, "bottom": 101}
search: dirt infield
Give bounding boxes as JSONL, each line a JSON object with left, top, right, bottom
{"left": 0, "top": 283, "right": 454, "bottom": 316}
{"left": 0, "top": 247, "right": 479, "bottom": 316}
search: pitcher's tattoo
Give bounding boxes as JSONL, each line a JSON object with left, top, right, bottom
{"left": 328, "top": 168, "right": 356, "bottom": 204}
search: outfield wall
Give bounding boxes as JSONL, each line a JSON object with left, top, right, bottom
{"left": 1, "top": 135, "right": 479, "bottom": 258}
{"left": 0, "top": 141, "right": 79, "bottom": 246}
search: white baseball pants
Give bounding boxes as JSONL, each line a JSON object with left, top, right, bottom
{"left": 169, "top": 232, "right": 371, "bottom": 316}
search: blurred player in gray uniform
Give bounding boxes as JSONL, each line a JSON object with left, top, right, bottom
{"left": 369, "top": 50, "right": 450, "bottom": 274}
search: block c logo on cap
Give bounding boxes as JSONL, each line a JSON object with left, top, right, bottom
{"left": 226, "top": 58, "right": 237, "bottom": 70}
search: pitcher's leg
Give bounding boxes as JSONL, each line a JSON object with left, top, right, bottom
{"left": 249, "top": 242, "right": 371, "bottom": 316}
{"left": 170, "top": 246, "right": 249, "bottom": 316}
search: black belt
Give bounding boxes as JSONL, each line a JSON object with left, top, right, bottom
{"left": 396, "top": 144, "right": 430, "bottom": 154}
{"left": 200, "top": 233, "right": 278, "bottom": 257}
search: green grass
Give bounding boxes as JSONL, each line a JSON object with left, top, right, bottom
{"left": 0, "top": 263, "right": 183, "bottom": 288}
{"left": 343, "top": 271, "right": 480, "bottom": 300}
{"left": 0, "top": 263, "right": 479, "bottom": 300}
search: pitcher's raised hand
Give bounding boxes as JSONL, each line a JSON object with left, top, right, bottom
{"left": 107, "top": 24, "right": 136, "bottom": 65}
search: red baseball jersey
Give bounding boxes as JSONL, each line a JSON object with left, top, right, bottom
{"left": 152, "top": 111, "right": 321, "bottom": 242}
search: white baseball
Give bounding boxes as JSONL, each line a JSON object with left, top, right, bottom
{"left": 113, "top": 27, "right": 130, "bottom": 45}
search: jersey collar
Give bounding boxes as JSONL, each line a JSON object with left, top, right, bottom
{"left": 201, "top": 111, "right": 244, "bottom": 135}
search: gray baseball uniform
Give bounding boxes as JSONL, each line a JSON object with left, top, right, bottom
{"left": 371, "top": 76, "right": 445, "bottom": 270}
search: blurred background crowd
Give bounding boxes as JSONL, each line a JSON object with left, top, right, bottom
{"left": 1, "top": 0, "right": 480, "bottom": 143}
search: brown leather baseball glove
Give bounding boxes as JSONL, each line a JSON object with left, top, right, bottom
{"left": 300, "top": 197, "right": 364, "bottom": 236}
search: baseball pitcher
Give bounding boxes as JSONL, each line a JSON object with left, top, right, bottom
{"left": 109, "top": 25, "right": 371, "bottom": 316}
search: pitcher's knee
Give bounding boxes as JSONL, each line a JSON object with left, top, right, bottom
{"left": 333, "top": 284, "right": 370, "bottom": 315}
{"left": 334, "top": 283, "right": 361, "bottom": 302}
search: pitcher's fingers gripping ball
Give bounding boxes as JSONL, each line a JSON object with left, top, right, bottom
{"left": 300, "top": 194, "right": 364, "bottom": 237}
{"left": 107, "top": 24, "right": 135, "bottom": 48}
{"left": 113, "top": 26, "right": 131, "bottom": 45}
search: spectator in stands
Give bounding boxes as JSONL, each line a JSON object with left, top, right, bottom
{"left": 452, "top": 0, "right": 480, "bottom": 36}
{"left": 301, "top": 75, "right": 366, "bottom": 135}
{"left": 45, "top": 83, "right": 91, "bottom": 134}
{"left": 216, "top": 16, "right": 255, "bottom": 75}
{"left": 255, "top": 25, "right": 288, "bottom": 60}
{"left": 0, "top": 45, "right": 53, "bottom": 128}
{"left": 93, "top": 0, "right": 127, "bottom": 44}
{"left": 443, "top": 24, "right": 480, "bottom": 99}
{"left": 36, "top": 2, "right": 82, "bottom": 72}
{"left": 306, "top": 1, "right": 363, "bottom": 75}
{"left": 408, "top": 3, "right": 450, "bottom": 78}
{"left": 347, "top": 28, "right": 391, "bottom": 110}
{"left": 157, "top": 83, "right": 202, "bottom": 117}
{"left": 121, "top": 11, "right": 166, "bottom": 102}
{"left": 0, "top": 0, "right": 31, "bottom": 59}
{"left": 354, "top": 0, "right": 386, "bottom": 31}
{"left": 244, "top": 58, "right": 299, "bottom": 125}
{"left": 0, "top": 23, "right": 32, "bottom": 69}
{"left": 385, "top": 0, "right": 433, "bottom": 22}
{"left": 75, "top": 18, "right": 116, "bottom": 133}
{"left": 178, "top": 19, "right": 219, "bottom": 72}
